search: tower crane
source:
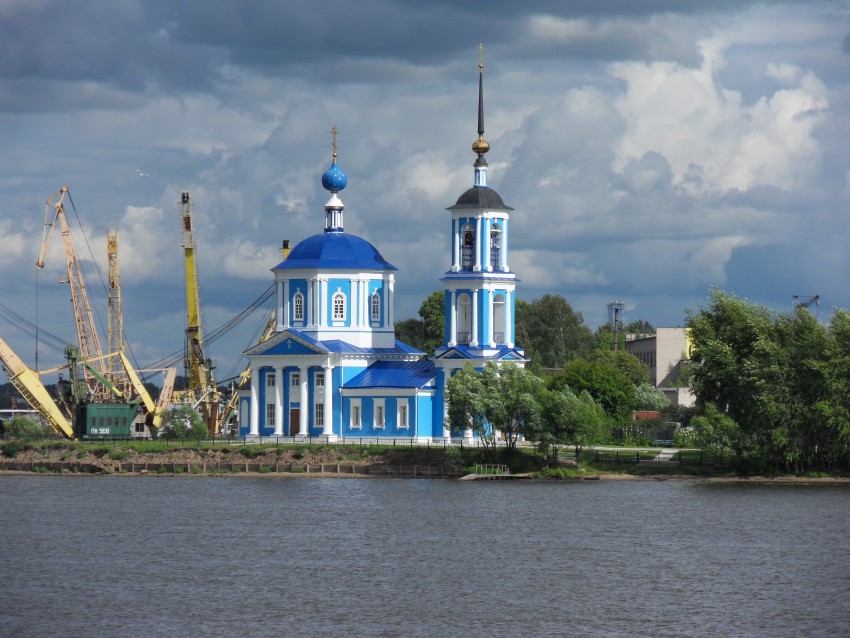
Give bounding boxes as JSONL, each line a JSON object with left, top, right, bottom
{"left": 180, "top": 192, "right": 221, "bottom": 435}
{"left": 106, "top": 228, "right": 128, "bottom": 396}
{"left": 37, "top": 185, "right": 108, "bottom": 399}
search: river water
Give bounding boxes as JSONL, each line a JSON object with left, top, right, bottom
{"left": 0, "top": 476, "right": 848, "bottom": 637}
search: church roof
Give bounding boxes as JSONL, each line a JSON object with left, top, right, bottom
{"left": 272, "top": 232, "right": 397, "bottom": 271}
{"left": 246, "top": 329, "right": 422, "bottom": 357}
{"left": 345, "top": 360, "right": 437, "bottom": 389}
{"left": 448, "top": 186, "right": 513, "bottom": 212}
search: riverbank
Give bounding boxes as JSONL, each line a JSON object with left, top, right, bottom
{"left": 2, "top": 441, "right": 848, "bottom": 482}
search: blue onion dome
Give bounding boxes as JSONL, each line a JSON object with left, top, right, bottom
{"left": 321, "top": 161, "right": 347, "bottom": 192}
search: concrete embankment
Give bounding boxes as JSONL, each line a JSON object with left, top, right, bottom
{"left": 0, "top": 458, "right": 466, "bottom": 478}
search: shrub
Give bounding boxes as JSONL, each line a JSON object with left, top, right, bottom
{"left": 5, "top": 415, "right": 49, "bottom": 439}
{"left": 108, "top": 449, "right": 126, "bottom": 461}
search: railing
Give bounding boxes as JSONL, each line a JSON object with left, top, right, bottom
{"left": 493, "top": 332, "right": 505, "bottom": 344}
{"left": 456, "top": 331, "right": 472, "bottom": 344}
{"left": 472, "top": 464, "right": 509, "bottom": 475}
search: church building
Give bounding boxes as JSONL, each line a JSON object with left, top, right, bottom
{"left": 238, "top": 56, "right": 526, "bottom": 440}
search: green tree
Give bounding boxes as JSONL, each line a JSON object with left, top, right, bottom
{"left": 690, "top": 403, "right": 755, "bottom": 468}
{"left": 445, "top": 362, "right": 542, "bottom": 452}
{"left": 394, "top": 291, "right": 444, "bottom": 356}
{"left": 635, "top": 383, "right": 671, "bottom": 411}
{"left": 817, "top": 309, "right": 850, "bottom": 469}
{"left": 592, "top": 349, "right": 649, "bottom": 386}
{"left": 159, "top": 405, "right": 207, "bottom": 439}
{"left": 625, "top": 319, "right": 654, "bottom": 337}
{"left": 535, "top": 386, "right": 609, "bottom": 466}
{"left": 4, "top": 415, "right": 49, "bottom": 439}
{"left": 418, "top": 290, "right": 445, "bottom": 356}
{"left": 686, "top": 288, "right": 839, "bottom": 472}
{"left": 548, "top": 359, "right": 637, "bottom": 424}
{"left": 516, "top": 294, "right": 593, "bottom": 370}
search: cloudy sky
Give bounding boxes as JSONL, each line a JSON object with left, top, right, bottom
{"left": 1, "top": 0, "right": 848, "bottom": 381}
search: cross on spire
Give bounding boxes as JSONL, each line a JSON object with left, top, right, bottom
{"left": 331, "top": 125, "right": 339, "bottom": 160}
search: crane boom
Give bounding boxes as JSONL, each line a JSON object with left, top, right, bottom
{"left": 37, "top": 185, "right": 107, "bottom": 398}
{"left": 0, "top": 337, "right": 74, "bottom": 438}
{"left": 180, "top": 192, "right": 219, "bottom": 434}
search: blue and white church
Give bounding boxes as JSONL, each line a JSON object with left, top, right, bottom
{"left": 238, "top": 59, "right": 527, "bottom": 440}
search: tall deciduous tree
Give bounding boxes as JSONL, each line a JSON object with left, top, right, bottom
{"left": 394, "top": 291, "right": 445, "bottom": 356}
{"left": 516, "top": 294, "right": 593, "bottom": 370}
{"left": 534, "top": 386, "right": 609, "bottom": 466}
{"left": 445, "top": 362, "right": 542, "bottom": 452}
{"left": 686, "top": 288, "right": 845, "bottom": 472}
{"left": 548, "top": 359, "right": 637, "bottom": 424}
{"left": 593, "top": 349, "right": 649, "bottom": 386}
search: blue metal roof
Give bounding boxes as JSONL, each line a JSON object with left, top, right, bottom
{"left": 272, "top": 232, "right": 397, "bottom": 271}
{"left": 345, "top": 360, "right": 437, "bottom": 389}
{"left": 249, "top": 331, "right": 423, "bottom": 357}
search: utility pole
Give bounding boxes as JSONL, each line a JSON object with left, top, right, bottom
{"left": 608, "top": 301, "right": 624, "bottom": 351}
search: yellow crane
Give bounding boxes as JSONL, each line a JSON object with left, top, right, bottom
{"left": 36, "top": 185, "right": 108, "bottom": 399}
{"left": 31, "top": 185, "right": 174, "bottom": 436}
{"left": 0, "top": 337, "right": 74, "bottom": 438}
{"left": 180, "top": 192, "right": 220, "bottom": 434}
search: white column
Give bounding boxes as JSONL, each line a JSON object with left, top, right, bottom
{"left": 449, "top": 290, "right": 457, "bottom": 346}
{"left": 474, "top": 217, "right": 482, "bottom": 271}
{"left": 249, "top": 366, "right": 259, "bottom": 436}
{"left": 322, "top": 365, "right": 333, "bottom": 436}
{"left": 319, "top": 278, "right": 326, "bottom": 327}
{"left": 485, "top": 218, "right": 492, "bottom": 272}
{"left": 272, "top": 367, "right": 283, "bottom": 436}
{"left": 452, "top": 218, "right": 460, "bottom": 272}
{"left": 307, "top": 279, "right": 314, "bottom": 327}
{"left": 503, "top": 219, "right": 509, "bottom": 272}
{"left": 299, "top": 365, "right": 309, "bottom": 436}
{"left": 506, "top": 289, "right": 514, "bottom": 348}
{"left": 471, "top": 288, "right": 479, "bottom": 347}
{"left": 387, "top": 277, "right": 394, "bottom": 326}
{"left": 349, "top": 278, "right": 357, "bottom": 327}
{"left": 276, "top": 279, "right": 285, "bottom": 331}
{"left": 487, "top": 288, "right": 494, "bottom": 347}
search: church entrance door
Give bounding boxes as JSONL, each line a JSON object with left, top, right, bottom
{"left": 290, "top": 409, "right": 300, "bottom": 435}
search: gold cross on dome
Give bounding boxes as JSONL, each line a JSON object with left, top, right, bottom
{"left": 331, "top": 125, "right": 339, "bottom": 159}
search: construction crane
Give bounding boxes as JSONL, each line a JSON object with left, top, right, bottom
{"left": 793, "top": 292, "right": 820, "bottom": 314}
{"left": 36, "top": 185, "right": 108, "bottom": 399}
{"left": 180, "top": 192, "right": 220, "bottom": 434}
{"left": 32, "top": 186, "right": 174, "bottom": 436}
{"left": 0, "top": 337, "right": 74, "bottom": 438}
{"left": 106, "top": 228, "right": 128, "bottom": 396}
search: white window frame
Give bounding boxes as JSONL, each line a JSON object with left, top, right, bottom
{"left": 397, "top": 403, "right": 409, "bottom": 430}
{"left": 350, "top": 399, "right": 362, "bottom": 430}
{"left": 266, "top": 372, "right": 276, "bottom": 387}
{"left": 293, "top": 291, "right": 304, "bottom": 322}
{"left": 266, "top": 403, "right": 276, "bottom": 427}
{"left": 332, "top": 291, "right": 346, "bottom": 322}
{"left": 315, "top": 371, "right": 324, "bottom": 387}
{"left": 373, "top": 399, "right": 385, "bottom": 430}
{"left": 315, "top": 403, "right": 324, "bottom": 427}
{"left": 291, "top": 371, "right": 300, "bottom": 387}
{"left": 370, "top": 290, "right": 381, "bottom": 322}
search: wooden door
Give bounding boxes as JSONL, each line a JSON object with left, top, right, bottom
{"left": 289, "top": 409, "right": 300, "bottom": 435}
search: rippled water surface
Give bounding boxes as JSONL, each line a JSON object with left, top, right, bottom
{"left": 1, "top": 476, "right": 848, "bottom": 637}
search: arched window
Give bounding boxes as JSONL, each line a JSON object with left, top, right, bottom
{"left": 332, "top": 291, "right": 346, "bottom": 321}
{"left": 292, "top": 291, "right": 304, "bottom": 322}
{"left": 457, "top": 293, "right": 472, "bottom": 344}
{"left": 371, "top": 290, "right": 381, "bottom": 322}
{"left": 490, "top": 223, "right": 502, "bottom": 271}
{"left": 461, "top": 223, "right": 475, "bottom": 270}
{"left": 493, "top": 293, "right": 506, "bottom": 344}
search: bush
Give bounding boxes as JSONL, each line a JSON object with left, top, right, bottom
{"left": 158, "top": 405, "right": 207, "bottom": 440}
{"left": 5, "top": 415, "right": 49, "bottom": 439}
